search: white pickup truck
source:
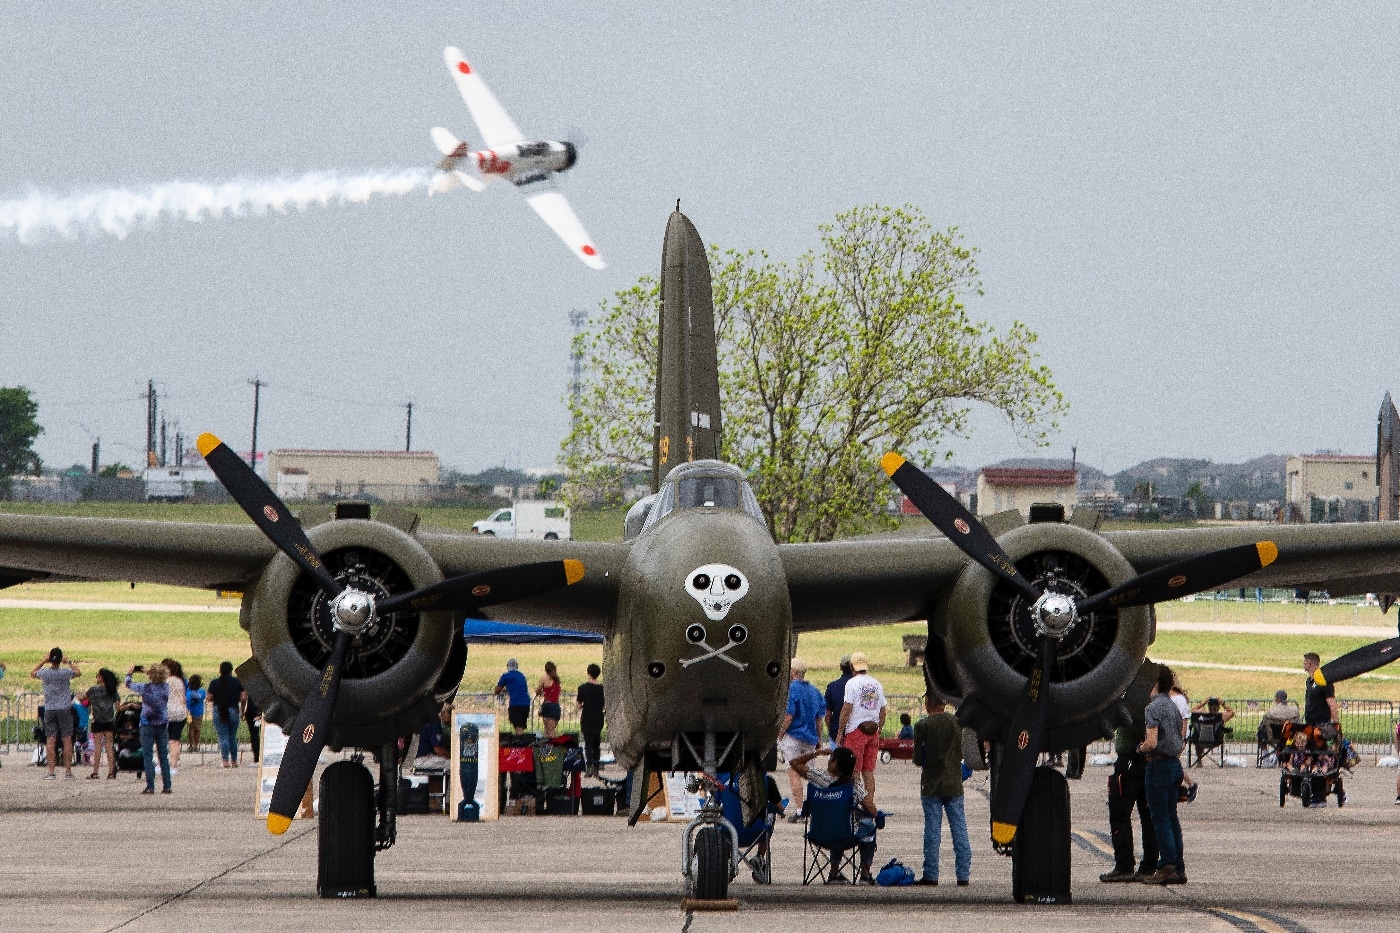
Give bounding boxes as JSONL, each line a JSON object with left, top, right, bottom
{"left": 471, "top": 501, "right": 572, "bottom": 540}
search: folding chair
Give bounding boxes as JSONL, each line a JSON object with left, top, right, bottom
{"left": 800, "top": 783, "right": 860, "bottom": 885}
{"left": 1187, "top": 713, "right": 1228, "bottom": 767}
{"left": 1256, "top": 720, "right": 1287, "bottom": 767}
{"left": 718, "top": 783, "right": 777, "bottom": 884}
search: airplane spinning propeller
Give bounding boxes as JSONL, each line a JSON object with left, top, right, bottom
{"left": 880, "top": 452, "right": 1279, "bottom": 847}
{"left": 196, "top": 433, "right": 584, "bottom": 834}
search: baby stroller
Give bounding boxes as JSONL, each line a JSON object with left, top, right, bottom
{"left": 113, "top": 706, "right": 144, "bottom": 773}
{"left": 1277, "top": 721, "right": 1355, "bottom": 808}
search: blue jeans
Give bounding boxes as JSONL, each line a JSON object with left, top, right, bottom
{"left": 921, "top": 794, "right": 972, "bottom": 882}
{"left": 1143, "top": 757, "right": 1184, "bottom": 872}
{"left": 213, "top": 714, "right": 238, "bottom": 763}
{"left": 139, "top": 723, "right": 172, "bottom": 791}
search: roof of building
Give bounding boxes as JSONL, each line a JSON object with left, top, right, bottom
{"left": 268, "top": 449, "right": 438, "bottom": 458}
{"left": 978, "top": 467, "right": 1078, "bottom": 487}
{"left": 1289, "top": 454, "right": 1371, "bottom": 464}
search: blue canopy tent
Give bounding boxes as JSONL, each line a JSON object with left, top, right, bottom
{"left": 461, "top": 618, "right": 604, "bottom": 644}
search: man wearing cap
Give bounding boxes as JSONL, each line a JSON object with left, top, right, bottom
{"left": 493, "top": 659, "right": 531, "bottom": 735}
{"left": 1302, "top": 652, "right": 1339, "bottom": 807}
{"left": 30, "top": 648, "right": 81, "bottom": 780}
{"left": 779, "top": 658, "right": 826, "bottom": 820}
{"left": 824, "top": 656, "right": 854, "bottom": 745}
{"left": 837, "top": 652, "right": 887, "bottom": 805}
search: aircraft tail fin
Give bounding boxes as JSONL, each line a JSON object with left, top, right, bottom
{"left": 652, "top": 207, "right": 723, "bottom": 491}
{"left": 431, "top": 126, "right": 468, "bottom": 158}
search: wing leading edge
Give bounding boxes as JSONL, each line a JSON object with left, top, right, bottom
{"left": 443, "top": 47, "right": 524, "bottom": 149}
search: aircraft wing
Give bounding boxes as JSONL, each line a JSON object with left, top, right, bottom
{"left": 0, "top": 512, "right": 628, "bottom": 633}
{"left": 1107, "top": 522, "right": 1400, "bottom": 599}
{"left": 0, "top": 513, "right": 275, "bottom": 590}
{"left": 781, "top": 536, "right": 971, "bottom": 633}
{"left": 782, "top": 521, "right": 1400, "bottom": 634}
{"left": 443, "top": 47, "right": 525, "bottom": 149}
{"left": 525, "top": 190, "right": 606, "bottom": 270}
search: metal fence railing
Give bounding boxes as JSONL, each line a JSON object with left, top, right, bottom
{"left": 1, "top": 691, "right": 266, "bottom": 757}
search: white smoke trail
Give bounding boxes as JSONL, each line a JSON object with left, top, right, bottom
{"left": 0, "top": 168, "right": 434, "bottom": 243}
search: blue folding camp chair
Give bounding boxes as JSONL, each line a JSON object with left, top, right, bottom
{"left": 718, "top": 781, "right": 778, "bottom": 884}
{"left": 801, "top": 782, "right": 863, "bottom": 885}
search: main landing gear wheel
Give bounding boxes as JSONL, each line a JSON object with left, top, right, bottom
{"left": 318, "top": 760, "right": 377, "bottom": 898}
{"left": 690, "top": 824, "right": 731, "bottom": 901}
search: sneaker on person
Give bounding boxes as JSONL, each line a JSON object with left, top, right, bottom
{"left": 1146, "top": 867, "right": 1179, "bottom": 884}
{"left": 784, "top": 810, "right": 802, "bottom": 823}
{"left": 1309, "top": 800, "right": 1328, "bottom": 808}
{"left": 42, "top": 773, "right": 56, "bottom": 780}
{"left": 825, "top": 871, "right": 849, "bottom": 885}
{"left": 1099, "top": 869, "right": 1136, "bottom": 882}
{"left": 1394, "top": 795, "right": 1400, "bottom": 806}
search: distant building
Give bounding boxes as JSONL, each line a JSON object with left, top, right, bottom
{"left": 976, "top": 467, "right": 1078, "bottom": 520}
{"left": 1285, "top": 454, "right": 1375, "bottom": 523}
{"left": 266, "top": 449, "right": 439, "bottom": 502}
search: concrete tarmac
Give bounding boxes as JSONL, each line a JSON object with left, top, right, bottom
{"left": 3, "top": 747, "right": 1399, "bottom": 932}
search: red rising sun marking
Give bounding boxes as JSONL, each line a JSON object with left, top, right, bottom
{"left": 1016, "top": 730, "right": 1029, "bottom": 751}
{"left": 581, "top": 244, "right": 597, "bottom": 256}
{"left": 471, "top": 584, "right": 491, "bottom": 597}
{"left": 1168, "top": 574, "right": 1187, "bottom": 587}
{"left": 263, "top": 505, "right": 279, "bottom": 523}
{"left": 954, "top": 518, "right": 970, "bottom": 534}
{"left": 457, "top": 61, "right": 471, "bottom": 74}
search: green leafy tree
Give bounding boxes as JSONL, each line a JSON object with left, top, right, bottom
{"left": 0, "top": 387, "right": 42, "bottom": 499}
{"left": 563, "top": 204, "right": 1066, "bottom": 542}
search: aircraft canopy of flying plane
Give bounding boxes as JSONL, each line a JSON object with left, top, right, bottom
{"left": 4, "top": 208, "right": 1400, "bottom": 904}
{"left": 430, "top": 47, "right": 605, "bottom": 270}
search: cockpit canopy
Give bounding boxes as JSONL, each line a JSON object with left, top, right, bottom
{"left": 626, "top": 460, "right": 766, "bottom": 539}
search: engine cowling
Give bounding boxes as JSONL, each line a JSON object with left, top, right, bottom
{"left": 236, "top": 516, "right": 459, "bottom": 749}
{"left": 926, "top": 522, "right": 1154, "bottom": 751}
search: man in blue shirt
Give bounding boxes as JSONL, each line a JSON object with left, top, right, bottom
{"left": 780, "top": 658, "right": 826, "bottom": 820}
{"left": 494, "top": 659, "right": 531, "bottom": 735}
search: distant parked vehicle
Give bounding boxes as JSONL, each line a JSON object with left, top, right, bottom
{"left": 471, "top": 501, "right": 571, "bottom": 540}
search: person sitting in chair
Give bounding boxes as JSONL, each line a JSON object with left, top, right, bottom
{"left": 789, "top": 745, "right": 879, "bottom": 884}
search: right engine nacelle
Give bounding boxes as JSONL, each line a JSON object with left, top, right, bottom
{"left": 926, "top": 522, "right": 1154, "bottom": 751}
{"left": 236, "top": 515, "right": 460, "bottom": 750}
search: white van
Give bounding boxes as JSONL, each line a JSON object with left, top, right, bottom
{"left": 471, "top": 501, "right": 572, "bottom": 540}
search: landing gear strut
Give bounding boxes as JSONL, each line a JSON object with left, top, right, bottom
{"left": 679, "top": 727, "right": 741, "bottom": 901}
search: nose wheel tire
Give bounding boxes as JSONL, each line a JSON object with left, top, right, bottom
{"left": 689, "top": 824, "right": 731, "bottom": 900}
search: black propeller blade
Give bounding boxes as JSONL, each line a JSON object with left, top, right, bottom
{"left": 197, "top": 434, "right": 344, "bottom": 597}
{"left": 881, "top": 452, "right": 1040, "bottom": 603}
{"left": 377, "top": 559, "right": 584, "bottom": 615}
{"left": 198, "top": 431, "right": 587, "bottom": 834}
{"left": 1077, "top": 542, "right": 1278, "bottom": 615}
{"left": 266, "top": 631, "right": 350, "bottom": 834}
{"left": 1317, "top": 637, "right": 1400, "bottom": 687}
{"left": 989, "top": 636, "right": 1055, "bottom": 846}
{"left": 882, "top": 449, "right": 1280, "bottom": 845}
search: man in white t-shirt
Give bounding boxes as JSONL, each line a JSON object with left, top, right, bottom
{"left": 837, "top": 652, "right": 887, "bottom": 806}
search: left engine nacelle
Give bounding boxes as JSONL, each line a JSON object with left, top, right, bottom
{"left": 926, "top": 521, "right": 1155, "bottom": 751}
{"left": 236, "top": 516, "right": 459, "bottom": 749}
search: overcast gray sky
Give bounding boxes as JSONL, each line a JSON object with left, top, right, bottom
{"left": 3, "top": 4, "right": 1397, "bottom": 477}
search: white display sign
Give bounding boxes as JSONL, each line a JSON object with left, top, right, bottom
{"left": 450, "top": 712, "right": 499, "bottom": 822}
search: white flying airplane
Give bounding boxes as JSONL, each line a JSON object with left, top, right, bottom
{"left": 430, "top": 47, "right": 605, "bottom": 270}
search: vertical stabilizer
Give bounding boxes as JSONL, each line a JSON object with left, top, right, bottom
{"left": 653, "top": 207, "right": 723, "bottom": 491}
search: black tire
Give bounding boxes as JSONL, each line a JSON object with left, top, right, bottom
{"left": 691, "top": 824, "right": 730, "bottom": 900}
{"left": 1335, "top": 776, "right": 1345, "bottom": 807}
{"left": 1279, "top": 774, "right": 1287, "bottom": 808}
{"left": 481, "top": 530, "right": 495, "bottom": 537}
{"left": 1300, "top": 780, "right": 1312, "bottom": 808}
{"left": 544, "top": 532, "right": 559, "bottom": 540}
{"left": 1011, "top": 766, "right": 1072, "bottom": 904}
{"left": 318, "top": 760, "right": 376, "bottom": 898}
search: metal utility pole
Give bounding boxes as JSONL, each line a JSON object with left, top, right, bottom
{"left": 404, "top": 402, "right": 413, "bottom": 452}
{"left": 159, "top": 417, "right": 168, "bottom": 468}
{"left": 144, "top": 380, "right": 158, "bottom": 468}
{"left": 568, "top": 308, "right": 587, "bottom": 444}
{"left": 174, "top": 430, "right": 184, "bottom": 468}
{"left": 90, "top": 440, "right": 100, "bottom": 475}
{"left": 248, "top": 377, "right": 266, "bottom": 470}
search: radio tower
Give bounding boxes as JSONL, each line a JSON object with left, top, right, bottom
{"left": 568, "top": 309, "right": 587, "bottom": 423}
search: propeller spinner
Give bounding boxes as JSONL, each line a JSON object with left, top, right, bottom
{"left": 881, "top": 451, "right": 1277, "bottom": 845}
{"left": 197, "top": 433, "right": 584, "bottom": 834}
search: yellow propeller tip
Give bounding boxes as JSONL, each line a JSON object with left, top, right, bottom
{"left": 1256, "top": 541, "right": 1278, "bottom": 568}
{"left": 563, "top": 559, "right": 585, "bottom": 585}
{"left": 880, "top": 452, "right": 906, "bottom": 477}
{"left": 266, "top": 813, "right": 293, "bottom": 835}
{"left": 196, "top": 433, "right": 222, "bottom": 457}
{"left": 1313, "top": 669, "right": 1328, "bottom": 687}
{"left": 991, "top": 821, "right": 1017, "bottom": 845}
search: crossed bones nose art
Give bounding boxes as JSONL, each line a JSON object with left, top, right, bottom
{"left": 679, "top": 563, "right": 750, "bottom": 670}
